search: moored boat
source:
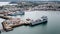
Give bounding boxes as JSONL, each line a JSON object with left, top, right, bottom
{"left": 15, "top": 11, "right": 25, "bottom": 15}
{"left": 29, "top": 16, "right": 48, "bottom": 26}
{"left": 8, "top": 11, "right": 25, "bottom": 16}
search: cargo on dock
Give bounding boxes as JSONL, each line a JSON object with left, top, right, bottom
{"left": 2, "top": 21, "right": 13, "bottom": 32}
{"left": 1, "top": 18, "right": 30, "bottom": 32}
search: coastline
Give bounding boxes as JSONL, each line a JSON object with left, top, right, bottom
{"left": 0, "top": 2, "right": 10, "bottom": 6}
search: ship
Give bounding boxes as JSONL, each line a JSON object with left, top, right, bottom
{"left": 30, "top": 16, "right": 48, "bottom": 26}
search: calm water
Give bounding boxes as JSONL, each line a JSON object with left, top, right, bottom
{"left": 1, "top": 11, "right": 60, "bottom": 34}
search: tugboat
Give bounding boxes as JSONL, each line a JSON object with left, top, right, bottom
{"left": 30, "top": 16, "right": 48, "bottom": 26}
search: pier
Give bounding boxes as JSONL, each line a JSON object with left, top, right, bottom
{"left": 0, "top": 15, "right": 11, "bottom": 20}
{"left": 1, "top": 16, "right": 47, "bottom": 32}
{"left": 1, "top": 18, "right": 31, "bottom": 32}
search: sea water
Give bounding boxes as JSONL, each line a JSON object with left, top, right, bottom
{"left": 0, "top": 11, "right": 60, "bottom": 34}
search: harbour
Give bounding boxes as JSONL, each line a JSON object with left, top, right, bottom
{"left": 0, "top": 11, "right": 60, "bottom": 34}
{"left": 0, "top": 1, "right": 60, "bottom": 34}
{"left": 0, "top": 12, "right": 47, "bottom": 32}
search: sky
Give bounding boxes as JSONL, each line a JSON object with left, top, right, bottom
{"left": 0, "top": 0, "right": 60, "bottom": 2}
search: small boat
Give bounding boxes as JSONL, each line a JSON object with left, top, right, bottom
{"left": 26, "top": 18, "right": 31, "bottom": 21}
{"left": 15, "top": 11, "right": 25, "bottom": 15}
{"left": 30, "top": 16, "right": 48, "bottom": 26}
{"left": 8, "top": 12, "right": 16, "bottom": 16}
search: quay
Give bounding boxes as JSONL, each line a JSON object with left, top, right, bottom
{"left": 1, "top": 16, "right": 47, "bottom": 32}
{"left": 1, "top": 18, "right": 31, "bottom": 32}
{"left": 0, "top": 15, "right": 11, "bottom": 20}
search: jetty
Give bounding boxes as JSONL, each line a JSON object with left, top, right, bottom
{"left": 2, "top": 18, "right": 31, "bottom": 32}
{"left": 0, "top": 15, "right": 11, "bottom": 20}
{"left": 1, "top": 16, "right": 47, "bottom": 32}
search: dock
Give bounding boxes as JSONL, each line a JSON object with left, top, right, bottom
{"left": 1, "top": 18, "right": 31, "bottom": 32}
{"left": 1, "top": 16, "right": 47, "bottom": 32}
{"left": 0, "top": 15, "right": 11, "bottom": 20}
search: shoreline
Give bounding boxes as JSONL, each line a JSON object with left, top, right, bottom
{"left": 0, "top": 2, "right": 10, "bottom": 6}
